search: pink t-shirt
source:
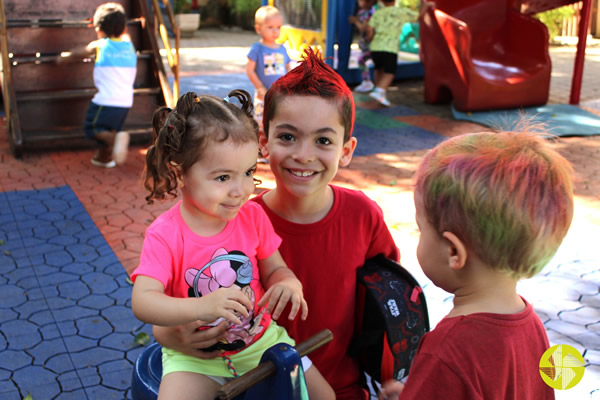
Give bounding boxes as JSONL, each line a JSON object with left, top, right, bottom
{"left": 132, "top": 201, "right": 282, "bottom": 355}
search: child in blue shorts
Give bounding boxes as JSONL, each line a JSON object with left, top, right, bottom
{"left": 61, "top": 2, "right": 137, "bottom": 168}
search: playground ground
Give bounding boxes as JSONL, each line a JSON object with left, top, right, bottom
{"left": 0, "top": 27, "right": 599, "bottom": 399}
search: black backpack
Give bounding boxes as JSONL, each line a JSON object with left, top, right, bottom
{"left": 353, "top": 254, "right": 430, "bottom": 387}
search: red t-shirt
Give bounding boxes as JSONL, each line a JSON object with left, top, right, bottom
{"left": 252, "top": 185, "right": 400, "bottom": 400}
{"left": 400, "top": 299, "right": 555, "bottom": 400}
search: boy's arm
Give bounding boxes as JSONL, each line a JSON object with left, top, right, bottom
{"left": 418, "top": 2, "right": 435, "bottom": 20}
{"left": 246, "top": 58, "right": 267, "bottom": 100}
{"left": 131, "top": 275, "right": 252, "bottom": 326}
{"left": 349, "top": 17, "right": 369, "bottom": 34}
{"left": 367, "top": 202, "right": 401, "bottom": 263}
{"left": 58, "top": 40, "right": 98, "bottom": 62}
{"left": 366, "top": 25, "right": 375, "bottom": 42}
{"left": 257, "top": 249, "right": 308, "bottom": 321}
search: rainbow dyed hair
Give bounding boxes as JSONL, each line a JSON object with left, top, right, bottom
{"left": 263, "top": 47, "right": 355, "bottom": 142}
{"left": 414, "top": 130, "right": 574, "bottom": 278}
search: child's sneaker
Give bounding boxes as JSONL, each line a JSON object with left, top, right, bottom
{"left": 91, "top": 148, "right": 116, "bottom": 168}
{"left": 112, "top": 131, "right": 130, "bottom": 164}
{"left": 354, "top": 80, "right": 374, "bottom": 93}
{"left": 369, "top": 88, "right": 391, "bottom": 107}
{"left": 91, "top": 158, "right": 117, "bottom": 168}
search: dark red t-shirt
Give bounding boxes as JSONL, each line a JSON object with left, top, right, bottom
{"left": 252, "top": 185, "right": 400, "bottom": 400}
{"left": 400, "top": 299, "right": 555, "bottom": 400}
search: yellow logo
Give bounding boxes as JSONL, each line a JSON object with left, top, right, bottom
{"left": 539, "top": 344, "right": 585, "bottom": 390}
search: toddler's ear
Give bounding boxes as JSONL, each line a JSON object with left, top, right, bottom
{"left": 169, "top": 161, "right": 184, "bottom": 188}
{"left": 258, "top": 131, "right": 270, "bottom": 158}
{"left": 442, "top": 231, "right": 467, "bottom": 271}
{"left": 339, "top": 137, "right": 357, "bottom": 167}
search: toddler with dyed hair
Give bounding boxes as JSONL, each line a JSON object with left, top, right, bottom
{"left": 380, "top": 130, "right": 572, "bottom": 399}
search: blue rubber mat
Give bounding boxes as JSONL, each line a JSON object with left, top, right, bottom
{"left": 177, "top": 73, "right": 255, "bottom": 100}
{"left": 352, "top": 124, "right": 446, "bottom": 156}
{"left": 176, "top": 73, "right": 446, "bottom": 155}
{"left": 0, "top": 186, "right": 151, "bottom": 400}
{"left": 451, "top": 103, "right": 600, "bottom": 136}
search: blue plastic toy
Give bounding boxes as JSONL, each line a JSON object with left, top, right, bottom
{"left": 399, "top": 22, "right": 420, "bottom": 54}
{"left": 131, "top": 329, "right": 332, "bottom": 400}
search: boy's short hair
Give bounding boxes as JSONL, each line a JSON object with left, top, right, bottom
{"left": 263, "top": 47, "right": 355, "bottom": 142}
{"left": 93, "top": 2, "right": 127, "bottom": 38}
{"left": 254, "top": 5, "right": 281, "bottom": 26}
{"left": 414, "top": 130, "right": 574, "bottom": 279}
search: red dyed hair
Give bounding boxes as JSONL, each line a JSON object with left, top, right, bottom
{"left": 263, "top": 47, "right": 355, "bottom": 141}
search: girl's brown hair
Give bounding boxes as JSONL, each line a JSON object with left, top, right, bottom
{"left": 143, "top": 90, "right": 258, "bottom": 204}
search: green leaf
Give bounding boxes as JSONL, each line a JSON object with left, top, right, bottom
{"left": 23, "top": 394, "right": 33, "bottom": 400}
{"left": 4, "top": 250, "right": 10, "bottom": 256}
{"left": 0, "top": 239, "right": 5, "bottom": 245}
{"left": 134, "top": 332, "right": 151, "bottom": 346}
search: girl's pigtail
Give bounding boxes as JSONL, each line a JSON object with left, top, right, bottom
{"left": 227, "top": 89, "right": 254, "bottom": 119}
{"left": 226, "top": 89, "right": 259, "bottom": 136}
{"left": 144, "top": 99, "right": 190, "bottom": 204}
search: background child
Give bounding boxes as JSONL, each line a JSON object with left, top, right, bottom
{"left": 131, "top": 90, "right": 333, "bottom": 400}
{"left": 380, "top": 130, "right": 572, "bottom": 399}
{"left": 153, "top": 48, "right": 400, "bottom": 400}
{"left": 246, "top": 5, "right": 293, "bottom": 138}
{"left": 349, "top": 0, "right": 377, "bottom": 93}
{"left": 366, "top": 0, "right": 418, "bottom": 106}
{"left": 60, "top": 2, "right": 136, "bottom": 167}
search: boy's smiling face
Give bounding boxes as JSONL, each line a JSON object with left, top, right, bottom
{"left": 260, "top": 95, "right": 356, "bottom": 200}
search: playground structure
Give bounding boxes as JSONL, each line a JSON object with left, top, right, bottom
{"left": 269, "top": 0, "right": 593, "bottom": 112}
{"left": 420, "top": 0, "right": 593, "bottom": 112}
{"left": 131, "top": 329, "right": 333, "bottom": 400}
{"left": 0, "top": 0, "right": 177, "bottom": 157}
{"left": 266, "top": 0, "right": 424, "bottom": 85}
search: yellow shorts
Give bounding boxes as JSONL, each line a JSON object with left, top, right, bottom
{"left": 162, "top": 321, "right": 295, "bottom": 378}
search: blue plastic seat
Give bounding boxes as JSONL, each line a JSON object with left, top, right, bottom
{"left": 131, "top": 342, "right": 162, "bottom": 400}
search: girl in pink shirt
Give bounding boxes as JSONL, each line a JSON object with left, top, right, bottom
{"left": 131, "top": 90, "right": 333, "bottom": 400}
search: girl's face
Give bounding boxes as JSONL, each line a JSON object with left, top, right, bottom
{"left": 179, "top": 139, "right": 258, "bottom": 225}
{"left": 260, "top": 95, "right": 356, "bottom": 201}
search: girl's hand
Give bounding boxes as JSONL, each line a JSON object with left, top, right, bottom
{"left": 153, "top": 321, "right": 228, "bottom": 359}
{"left": 258, "top": 278, "right": 308, "bottom": 321}
{"left": 197, "top": 286, "right": 253, "bottom": 325}
{"left": 378, "top": 379, "right": 405, "bottom": 400}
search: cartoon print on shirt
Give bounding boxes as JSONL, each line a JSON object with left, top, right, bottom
{"left": 263, "top": 53, "right": 286, "bottom": 76}
{"left": 184, "top": 247, "right": 266, "bottom": 352}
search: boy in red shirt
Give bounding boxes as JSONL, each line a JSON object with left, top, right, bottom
{"left": 154, "top": 48, "right": 399, "bottom": 400}
{"left": 380, "top": 130, "right": 571, "bottom": 399}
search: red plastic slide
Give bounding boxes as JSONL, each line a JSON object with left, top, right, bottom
{"left": 419, "top": 0, "right": 552, "bottom": 111}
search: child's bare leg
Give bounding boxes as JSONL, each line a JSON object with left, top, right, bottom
{"left": 376, "top": 71, "right": 395, "bottom": 91}
{"left": 94, "top": 130, "right": 116, "bottom": 148}
{"left": 158, "top": 371, "right": 221, "bottom": 400}
{"left": 305, "top": 365, "right": 335, "bottom": 400}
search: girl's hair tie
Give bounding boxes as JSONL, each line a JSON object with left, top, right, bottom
{"left": 223, "top": 96, "right": 230, "bottom": 103}
{"left": 194, "top": 96, "right": 200, "bottom": 103}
